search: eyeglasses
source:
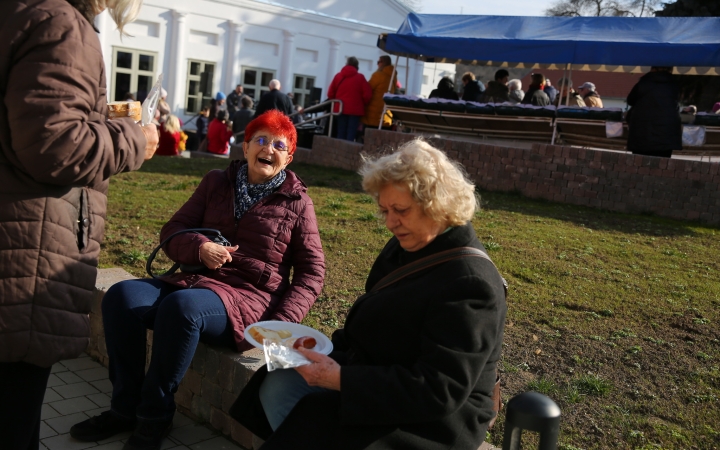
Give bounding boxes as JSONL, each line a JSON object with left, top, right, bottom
{"left": 252, "top": 135, "right": 288, "bottom": 152}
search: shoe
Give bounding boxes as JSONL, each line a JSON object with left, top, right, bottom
{"left": 122, "top": 420, "right": 173, "bottom": 450}
{"left": 70, "top": 410, "right": 137, "bottom": 441}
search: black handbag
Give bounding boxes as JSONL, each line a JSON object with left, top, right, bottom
{"left": 146, "top": 228, "right": 232, "bottom": 278}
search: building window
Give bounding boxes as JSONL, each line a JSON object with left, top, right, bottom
{"left": 111, "top": 48, "right": 157, "bottom": 103}
{"left": 292, "top": 75, "right": 315, "bottom": 108}
{"left": 186, "top": 60, "right": 215, "bottom": 114}
{"left": 242, "top": 67, "right": 276, "bottom": 101}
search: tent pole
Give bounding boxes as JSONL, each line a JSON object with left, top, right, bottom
{"left": 566, "top": 64, "right": 573, "bottom": 106}
{"left": 560, "top": 64, "right": 568, "bottom": 105}
{"left": 405, "top": 56, "right": 410, "bottom": 95}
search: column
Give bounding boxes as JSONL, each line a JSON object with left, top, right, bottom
{"left": 223, "top": 21, "right": 243, "bottom": 93}
{"left": 325, "top": 39, "right": 342, "bottom": 92}
{"left": 95, "top": 11, "right": 111, "bottom": 101}
{"left": 279, "top": 30, "right": 296, "bottom": 93}
{"left": 412, "top": 60, "right": 424, "bottom": 97}
{"left": 170, "top": 10, "right": 188, "bottom": 114}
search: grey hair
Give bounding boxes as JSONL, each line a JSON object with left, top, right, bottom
{"left": 88, "top": 0, "right": 143, "bottom": 35}
{"left": 269, "top": 79, "right": 281, "bottom": 90}
{"left": 359, "top": 139, "right": 479, "bottom": 227}
{"left": 508, "top": 79, "right": 522, "bottom": 91}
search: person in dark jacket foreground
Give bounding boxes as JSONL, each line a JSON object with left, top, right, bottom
{"left": 522, "top": 73, "right": 551, "bottom": 106}
{"left": 460, "top": 72, "right": 485, "bottom": 102}
{"left": 626, "top": 67, "right": 682, "bottom": 158}
{"left": 0, "top": 0, "right": 158, "bottom": 447}
{"left": 230, "top": 139, "right": 507, "bottom": 450}
{"left": 429, "top": 76, "right": 459, "bottom": 100}
{"left": 71, "top": 111, "right": 325, "bottom": 449}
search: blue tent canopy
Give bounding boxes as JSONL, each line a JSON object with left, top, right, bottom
{"left": 378, "top": 14, "right": 720, "bottom": 74}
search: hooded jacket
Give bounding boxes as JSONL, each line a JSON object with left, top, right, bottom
{"left": 0, "top": 0, "right": 147, "bottom": 367}
{"left": 159, "top": 161, "right": 325, "bottom": 351}
{"left": 361, "top": 65, "right": 396, "bottom": 128}
{"left": 461, "top": 79, "right": 485, "bottom": 102}
{"left": 328, "top": 65, "right": 372, "bottom": 116}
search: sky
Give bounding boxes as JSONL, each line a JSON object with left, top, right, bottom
{"left": 418, "top": 0, "right": 548, "bottom": 16}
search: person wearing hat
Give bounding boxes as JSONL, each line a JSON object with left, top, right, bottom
{"left": 154, "top": 87, "right": 171, "bottom": 124}
{"left": 553, "top": 78, "right": 586, "bottom": 107}
{"left": 578, "top": 82, "right": 603, "bottom": 108}
{"left": 209, "top": 91, "right": 227, "bottom": 122}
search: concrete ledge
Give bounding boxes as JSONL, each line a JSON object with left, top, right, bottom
{"left": 87, "top": 268, "right": 262, "bottom": 449}
{"left": 186, "top": 150, "right": 230, "bottom": 159}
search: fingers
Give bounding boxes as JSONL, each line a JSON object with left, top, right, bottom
{"left": 140, "top": 123, "right": 159, "bottom": 160}
{"left": 296, "top": 347, "right": 326, "bottom": 363}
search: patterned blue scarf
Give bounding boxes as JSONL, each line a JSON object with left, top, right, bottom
{"left": 235, "top": 164, "right": 286, "bottom": 220}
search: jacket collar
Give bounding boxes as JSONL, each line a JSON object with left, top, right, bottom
{"left": 388, "top": 222, "right": 478, "bottom": 266}
{"left": 225, "top": 160, "right": 306, "bottom": 198}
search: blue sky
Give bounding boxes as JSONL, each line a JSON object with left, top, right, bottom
{"left": 419, "top": 0, "right": 548, "bottom": 16}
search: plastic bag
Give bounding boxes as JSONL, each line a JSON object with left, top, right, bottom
{"left": 141, "top": 73, "right": 164, "bottom": 126}
{"left": 263, "top": 338, "right": 311, "bottom": 372}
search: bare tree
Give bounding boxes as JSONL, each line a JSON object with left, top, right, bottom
{"left": 545, "top": 0, "right": 661, "bottom": 16}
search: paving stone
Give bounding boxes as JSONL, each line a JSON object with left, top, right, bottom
{"left": 75, "top": 367, "right": 109, "bottom": 382}
{"left": 51, "top": 363, "right": 69, "bottom": 374}
{"left": 92, "top": 442, "right": 125, "bottom": 450}
{"left": 87, "top": 392, "right": 112, "bottom": 408}
{"left": 42, "top": 404, "right": 62, "bottom": 420}
{"left": 161, "top": 437, "right": 181, "bottom": 449}
{"left": 40, "top": 421, "right": 58, "bottom": 439}
{"left": 54, "top": 381, "right": 100, "bottom": 399}
{"left": 56, "top": 371, "right": 83, "bottom": 385}
{"left": 60, "top": 358, "right": 102, "bottom": 371}
{"left": 96, "top": 429, "right": 132, "bottom": 445}
{"left": 169, "top": 424, "right": 217, "bottom": 446}
{"left": 43, "top": 388, "right": 63, "bottom": 404}
{"left": 49, "top": 397, "right": 99, "bottom": 415}
{"left": 189, "top": 436, "right": 242, "bottom": 450}
{"left": 46, "top": 412, "right": 89, "bottom": 434}
{"left": 46, "top": 374, "right": 66, "bottom": 388}
{"left": 173, "top": 412, "right": 195, "bottom": 429}
{"left": 41, "top": 434, "right": 96, "bottom": 450}
{"left": 84, "top": 406, "right": 110, "bottom": 419}
{"left": 90, "top": 379, "right": 113, "bottom": 393}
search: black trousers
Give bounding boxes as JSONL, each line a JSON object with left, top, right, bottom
{"left": 0, "top": 361, "right": 52, "bottom": 450}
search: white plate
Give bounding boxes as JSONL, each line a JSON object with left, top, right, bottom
{"left": 245, "top": 321, "right": 333, "bottom": 355}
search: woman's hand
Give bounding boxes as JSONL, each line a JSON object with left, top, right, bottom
{"left": 199, "top": 242, "right": 239, "bottom": 270}
{"left": 294, "top": 348, "right": 341, "bottom": 391}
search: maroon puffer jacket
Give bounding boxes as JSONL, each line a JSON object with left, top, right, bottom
{"left": 159, "top": 161, "right": 325, "bottom": 350}
{"left": 328, "top": 65, "right": 372, "bottom": 116}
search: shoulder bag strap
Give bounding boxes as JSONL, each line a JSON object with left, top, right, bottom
{"left": 145, "top": 228, "right": 228, "bottom": 278}
{"left": 370, "top": 247, "right": 506, "bottom": 294}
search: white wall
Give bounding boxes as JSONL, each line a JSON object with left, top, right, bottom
{"left": 97, "top": 0, "right": 432, "bottom": 125}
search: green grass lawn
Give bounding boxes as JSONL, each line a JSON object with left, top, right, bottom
{"left": 101, "top": 157, "right": 720, "bottom": 450}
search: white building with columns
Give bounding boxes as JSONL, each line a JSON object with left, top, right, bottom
{"left": 94, "top": 0, "right": 455, "bottom": 125}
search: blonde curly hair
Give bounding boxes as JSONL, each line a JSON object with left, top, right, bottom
{"left": 359, "top": 139, "right": 479, "bottom": 226}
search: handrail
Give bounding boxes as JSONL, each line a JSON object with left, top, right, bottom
{"left": 232, "top": 99, "right": 343, "bottom": 142}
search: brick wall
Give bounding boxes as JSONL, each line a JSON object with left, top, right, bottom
{"left": 311, "top": 128, "right": 720, "bottom": 225}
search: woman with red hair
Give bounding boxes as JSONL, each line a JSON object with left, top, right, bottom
{"left": 71, "top": 110, "right": 325, "bottom": 448}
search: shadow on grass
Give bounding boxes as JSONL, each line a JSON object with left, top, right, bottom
{"left": 478, "top": 189, "right": 705, "bottom": 238}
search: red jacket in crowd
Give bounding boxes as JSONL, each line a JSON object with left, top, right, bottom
{"left": 156, "top": 126, "right": 181, "bottom": 156}
{"left": 207, "top": 118, "right": 233, "bottom": 154}
{"left": 328, "top": 65, "right": 372, "bottom": 116}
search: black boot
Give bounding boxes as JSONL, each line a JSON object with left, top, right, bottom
{"left": 123, "top": 419, "right": 173, "bottom": 450}
{"left": 70, "top": 410, "right": 137, "bottom": 441}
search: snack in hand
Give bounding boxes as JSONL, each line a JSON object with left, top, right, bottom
{"left": 248, "top": 326, "right": 292, "bottom": 343}
{"left": 108, "top": 101, "right": 142, "bottom": 122}
{"left": 292, "top": 336, "right": 317, "bottom": 350}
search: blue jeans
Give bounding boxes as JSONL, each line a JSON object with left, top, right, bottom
{"left": 103, "top": 278, "right": 234, "bottom": 422}
{"left": 336, "top": 114, "right": 361, "bottom": 141}
{"left": 259, "top": 368, "right": 328, "bottom": 430}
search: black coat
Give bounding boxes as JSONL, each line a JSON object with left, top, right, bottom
{"left": 482, "top": 81, "right": 510, "bottom": 103}
{"left": 461, "top": 80, "right": 485, "bottom": 102}
{"left": 521, "top": 87, "right": 551, "bottom": 106}
{"left": 232, "top": 108, "right": 255, "bottom": 135}
{"left": 626, "top": 71, "right": 682, "bottom": 155}
{"left": 230, "top": 224, "right": 507, "bottom": 450}
{"left": 253, "top": 90, "right": 294, "bottom": 118}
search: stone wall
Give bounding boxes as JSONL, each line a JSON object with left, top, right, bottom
{"left": 87, "top": 269, "right": 262, "bottom": 449}
{"left": 301, "top": 128, "right": 720, "bottom": 225}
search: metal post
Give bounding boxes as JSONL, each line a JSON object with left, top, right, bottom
{"left": 566, "top": 65, "right": 573, "bottom": 107}
{"left": 405, "top": 56, "right": 410, "bottom": 95}
{"left": 502, "top": 392, "right": 561, "bottom": 450}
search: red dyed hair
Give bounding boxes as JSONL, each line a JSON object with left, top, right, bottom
{"left": 244, "top": 110, "right": 297, "bottom": 154}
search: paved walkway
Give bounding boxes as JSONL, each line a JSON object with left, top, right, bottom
{"left": 40, "top": 353, "right": 243, "bottom": 450}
